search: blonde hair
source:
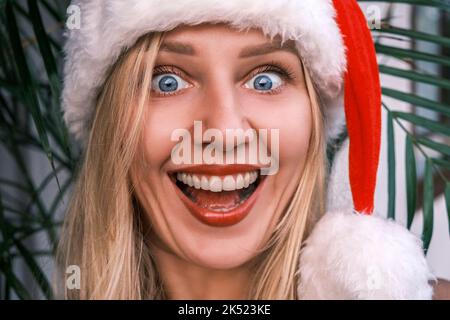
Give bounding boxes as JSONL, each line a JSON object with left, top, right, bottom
{"left": 55, "top": 31, "right": 326, "bottom": 300}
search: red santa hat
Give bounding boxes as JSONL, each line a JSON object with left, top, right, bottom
{"left": 62, "top": 0, "right": 434, "bottom": 299}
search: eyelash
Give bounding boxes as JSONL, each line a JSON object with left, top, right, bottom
{"left": 151, "top": 60, "right": 296, "bottom": 97}
{"left": 249, "top": 61, "right": 296, "bottom": 95}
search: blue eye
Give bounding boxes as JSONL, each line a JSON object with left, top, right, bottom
{"left": 151, "top": 74, "right": 191, "bottom": 95}
{"left": 244, "top": 72, "right": 283, "bottom": 92}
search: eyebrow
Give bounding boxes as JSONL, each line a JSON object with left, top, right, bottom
{"left": 159, "top": 39, "right": 299, "bottom": 57}
{"left": 159, "top": 41, "right": 195, "bottom": 55}
{"left": 238, "top": 39, "right": 299, "bottom": 58}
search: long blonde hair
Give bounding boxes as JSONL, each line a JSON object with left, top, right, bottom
{"left": 56, "top": 31, "right": 326, "bottom": 299}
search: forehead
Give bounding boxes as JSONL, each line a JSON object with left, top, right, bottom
{"left": 160, "top": 23, "right": 299, "bottom": 58}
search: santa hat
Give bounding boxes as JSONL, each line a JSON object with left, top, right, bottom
{"left": 62, "top": 0, "right": 435, "bottom": 299}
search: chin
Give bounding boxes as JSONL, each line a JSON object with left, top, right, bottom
{"left": 184, "top": 240, "right": 261, "bottom": 270}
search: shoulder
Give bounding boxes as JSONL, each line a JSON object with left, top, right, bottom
{"left": 433, "top": 279, "right": 450, "bottom": 300}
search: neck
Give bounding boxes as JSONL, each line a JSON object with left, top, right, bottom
{"left": 150, "top": 243, "right": 252, "bottom": 300}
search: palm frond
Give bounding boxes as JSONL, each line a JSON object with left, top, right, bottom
{"left": 0, "top": 0, "right": 72, "bottom": 299}
{"left": 367, "top": 1, "right": 450, "bottom": 252}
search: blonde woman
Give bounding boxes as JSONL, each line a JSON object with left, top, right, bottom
{"left": 57, "top": 0, "right": 438, "bottom": 299}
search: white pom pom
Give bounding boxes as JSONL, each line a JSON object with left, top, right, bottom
{"left": 297, "top": 209, "right": 435, "bottom": 299}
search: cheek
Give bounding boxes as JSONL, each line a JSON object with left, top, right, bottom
{"left": 278, "top": 100, "right": 312, "bottom": 164}
{"left": 243, "top": 93, "right": 312, "bottom": 166}
{"left": 140, "top": 101, "right": 193, "bottom": 168}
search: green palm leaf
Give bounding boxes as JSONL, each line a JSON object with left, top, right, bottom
{"left": 369, "top": 1, "right": 450, "bottom": 253}
{"left": 1, "top": 0, "right": 72, "bottom": 299}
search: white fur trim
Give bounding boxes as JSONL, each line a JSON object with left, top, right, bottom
{"left": 298, "top": 209, "right": 435, "bottom": 299}
{"left": 62, "top": 0, "right": 346, "bottom": 145}
{"left": 326, "top": 139, "right": 353, "bottom": 212}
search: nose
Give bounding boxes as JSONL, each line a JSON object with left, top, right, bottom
{"left": 197, "top": 74, "right": 253, "bottom": 152}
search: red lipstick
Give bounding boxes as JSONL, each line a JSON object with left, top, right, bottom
{"left": 169, "top": 165, "right": 266, "bottom": 227}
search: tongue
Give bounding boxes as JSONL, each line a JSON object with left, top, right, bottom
{"left": 187, "top": 188, "right": 243, "bottom": 212}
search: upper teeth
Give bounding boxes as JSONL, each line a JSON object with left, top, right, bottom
{"left": 176, "top": 171, "right": 259, "bottom": 192}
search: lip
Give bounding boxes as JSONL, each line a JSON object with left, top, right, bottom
{"left": 168, "top": 164, "right": 262, "bottom": 176}
{"left": 168, "top": 165, "right": 267, "bottom": 227}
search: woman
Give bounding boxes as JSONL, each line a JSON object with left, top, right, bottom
{"left": 57, "top": 0, "right": 437, "bottom": 299}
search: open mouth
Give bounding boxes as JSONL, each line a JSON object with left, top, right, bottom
{"left": 169, "top": 166, "right": 266, "bottom": 227}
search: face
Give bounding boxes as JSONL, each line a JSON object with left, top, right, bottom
{"left": 131, "top": 23, "right": 312, "bottom": 269}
